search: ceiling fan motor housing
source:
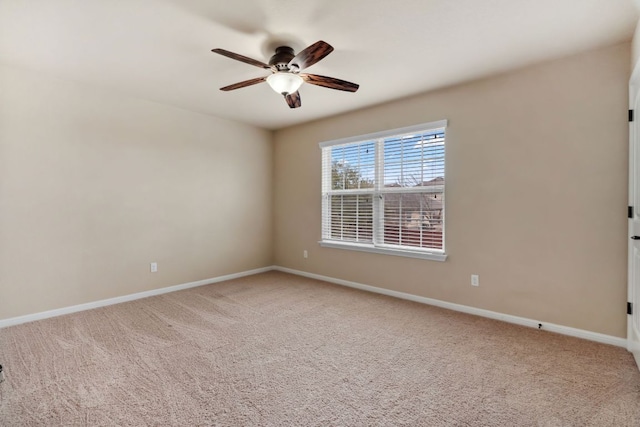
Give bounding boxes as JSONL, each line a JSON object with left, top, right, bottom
{"left": 269, "top": 46, "right": 296, "bottom": 71}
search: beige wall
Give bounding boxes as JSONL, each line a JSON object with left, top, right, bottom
{"left": 0, "top": 65, "right": 273, "bottom": 320}
{"left": 273, "top": 43, "right": 630, "bottom": 337}
{"left": 634, "top": 3, "right": 640, "bottom": 68}
{"left": 633, "top": 20, "right": 640, "bottom": 70}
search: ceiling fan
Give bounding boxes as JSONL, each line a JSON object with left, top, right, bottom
{"left": 211, "top": 40, "right": 359, "bottom": 108}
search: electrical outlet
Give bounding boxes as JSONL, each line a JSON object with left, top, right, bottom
{"left": 150, "top": 262, "right": 158, "bottom": 273}
{"left": 471, "top": 274, "right": 479, "bottom": 287}
{"left": 303, "top": 250, "right": 308, "bottom": 259}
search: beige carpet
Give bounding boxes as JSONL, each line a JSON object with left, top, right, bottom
{"left": 0, "top": 271, "right": 639, "bottom": 426}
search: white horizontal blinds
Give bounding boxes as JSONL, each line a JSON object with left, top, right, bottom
{"left": 329, "top": 142, "right": 375, "bottom": 190}
{"left": 382, "top": 131, "right": 445, "bottom": 187}
{"left": 381, "top": 130, "right": 445, "bottom": 250}
{"left": 323, "top": 141, "right": 375, "bottom": 243}
{"left": 329, "top": 195, "right": 373, "bottom": 242}
{"left": 321, "top": 120, "right": 446, "bottom": 253}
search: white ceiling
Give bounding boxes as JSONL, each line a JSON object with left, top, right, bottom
{"left": 0, "top": 0, "right": 637, "bottom": 130}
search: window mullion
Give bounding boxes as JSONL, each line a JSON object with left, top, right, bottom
{"left": 356, "top": 195, "right": 360, "bottom": 241}
{"left": 399, "top": 195, "right": 403, "bottom": 246}
{"left": 419, "top": 195, "right": 424, "bottom": 247}
{"left": 321, "top": 149, "right": 331, "bottom": 239}
{"left": 374, "top": 138, "right": 384, "bottom": 246}
{"left": 420, "top": 134, "right": 424, "bottom": 184}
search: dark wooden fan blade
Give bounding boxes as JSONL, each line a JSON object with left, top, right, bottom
{"left": 301, "top": 74, "right": 359, "bottom": 92}
{"left": 220, "top": 76, "right": 267, "bottom": 91}
{"left": 285, "top": 91, "right": 302, "bottom": 108}
{"left": 288, "top": 41, "right": 333, "bottom": 71}
{"left": 212, "top": 48, "right": 271, "bottom": 69}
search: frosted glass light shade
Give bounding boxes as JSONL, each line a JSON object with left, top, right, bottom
{"left": 266, "top": 72, "right": 304, "bottom": 95}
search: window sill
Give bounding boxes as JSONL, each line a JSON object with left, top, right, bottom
{"left": 318, "top": 240, "right": 447, "bottom": 262}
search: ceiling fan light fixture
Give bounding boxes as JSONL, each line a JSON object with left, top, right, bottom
{"left": 266, "top": 72, "right": 303, "bottom": 95}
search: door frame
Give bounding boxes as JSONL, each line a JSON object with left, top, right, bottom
{"left": 628, "top": 61, "right": 640, "bottom": 369}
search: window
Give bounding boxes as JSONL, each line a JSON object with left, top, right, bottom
{"left": 320, "top": 120, "right": 447, "bottom": 261}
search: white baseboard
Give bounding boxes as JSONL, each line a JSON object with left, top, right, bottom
{"left": 0, "top": 266, "right": 274, "bottom": 329}
{"left": 2, "top": 265, "right": 628, "bottom": 349}
{"left": 273, "top": 266, "right": 628, "bottom": 348}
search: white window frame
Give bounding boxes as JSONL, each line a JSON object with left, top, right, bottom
{"left": 319, "top": 120, "right": 447, "bottom": 262}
